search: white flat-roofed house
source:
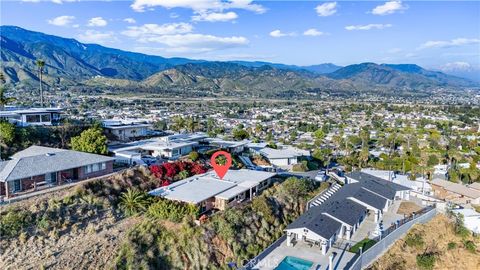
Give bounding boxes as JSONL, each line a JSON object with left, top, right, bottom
{"left": 109, "top": 132, "right": 209, "bottom": 164}
{"left": 149, "top": 169, "right": 276, "bottom": 213}
{"left": 110, "top": 138, "right": 197, "bottom": 163}
{"left": 0, "top": 108, "right": 63, "bottom": 127}
{"left": 103, "top": 119, "right": 152, "bottom": 141}
{"left": 205, "top": 138, "right": 249, "bottom": 153}
{"left": 259, "top": 146, "right": 311, "bottom": 167}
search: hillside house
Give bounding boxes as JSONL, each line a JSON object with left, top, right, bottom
{"left": 0, "top": 146, "right": 114, "bottom": 198}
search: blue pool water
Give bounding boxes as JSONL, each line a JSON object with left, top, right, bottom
{"left": 275, "top": 256, "right": 314, "bottom": 270}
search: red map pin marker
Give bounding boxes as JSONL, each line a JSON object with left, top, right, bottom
{"left": 210, "top": 150, "right": 232, "bottom": 180}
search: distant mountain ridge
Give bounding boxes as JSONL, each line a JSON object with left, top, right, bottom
{"left": 0, "top": 25, "right": 477, "bottom": 96}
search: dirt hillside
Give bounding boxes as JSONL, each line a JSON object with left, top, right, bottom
{"left": 371, "top": 214, "right": 480, "bottom": 270}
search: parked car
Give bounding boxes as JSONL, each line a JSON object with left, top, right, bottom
{"left": 315, "top": 171, "right": 328, "bottom": 182}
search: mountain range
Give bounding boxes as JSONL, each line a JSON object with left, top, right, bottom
{"left": 1, "top": 25, "right": 477, "bottom": 97}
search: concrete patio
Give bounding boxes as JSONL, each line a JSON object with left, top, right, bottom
{"left": 252, "top": 238, "right": 355, "bottom": 270}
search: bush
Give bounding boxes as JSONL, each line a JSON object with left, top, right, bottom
{"left": 349, "top": 238, "right": 377, "bottom": 253}
{"left": 188, "top": 151, "right": 199, "bottom": 161}
{"left": 292, "top": 162, "right": 308, "bottom": 172}
{"left": 146, "top": 199, "right": 199, "bottom": 222}
{"left": 416, "top": 253, "right": 436, "bottom": 270}
{"left": 405, "top": 232, "right": 424, "bottom": 248}
{"left": 464, "top": 240, "right": 476, "bottom": 253}
{"left": 0, "top": 210, "right": 32, "bottom": 238}
{"left": 252, "top": 196, "right": 275, "bottom": 223}
{"left": 447, "top": 242, "right": 457, "bottom": 250}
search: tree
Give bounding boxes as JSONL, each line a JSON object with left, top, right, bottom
{"left": 186, "top": 116, "right": 199, "bottom": 133}
{"left": 153, "top": 120, "right": 167, "bottom": 131}
{"left": 0, "top": 87, "right": 16, "bottom": 110}
{"left": 313, "top": 128, "right": 325, "bottom": 140}
{"left": 119, "top": 189, "right": 149, "bottom": 216}
{"left": 0, "top": 121, "right": 15, "bottom": 159}
{"left": 232, "top": 128, "right": 249, "bottom": 140}
{"left": 171, "top": 116, "right": 185, "bottom": 132}
{"left": 36, "top": 59, "right": 46, "bottom": 107}
{"left": 70, "top": 127, "right": 108, "bottom": 155}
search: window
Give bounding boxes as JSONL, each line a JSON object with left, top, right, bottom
{"left": 26, "top": 115, "right": 41, "bottom": 123}
{"left": 84, "top": 162, "right": 107, "bottom": 174}
{"left": 40, "top": 114, "right": 51, "bottom": 122}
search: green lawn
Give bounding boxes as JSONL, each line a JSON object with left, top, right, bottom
{"left": 349, "top": 238, "right": 377, "bottom": 253}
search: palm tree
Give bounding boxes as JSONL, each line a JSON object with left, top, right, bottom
{"left": 36, "top": 59, "right": 46, "bottom": 107}
{"left": 0, "top": 87, "right": 16, "bottom": 111}
{"left": 119, "top": 188, "right": 149, "bottom": 216}
{"left": 186, "top": 116, "right": 199, "bottom": 133}
{"left": 172, "top": 116, "right": 185, "bottom": 132}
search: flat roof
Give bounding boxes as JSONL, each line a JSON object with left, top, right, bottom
{"left": 110, "top": 137, "right": 197, "bottom": 152}
{"left": 149, "top": 176, "right": 236, "bottom": 204}
{"left": 149, "top": 169, "right": 276, "bottom": 204}
{"left": 0, "top": 108, "right": 63, "bottom": 115}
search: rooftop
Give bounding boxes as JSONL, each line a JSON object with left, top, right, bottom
{"left": 0, "top": 146, "right": 114, "bottom": 182}
{"left": 432, "top": 179, "right": 480, "bottom": 199}
{"left": 149, "top": 169, "right": 276, "bottom": 203}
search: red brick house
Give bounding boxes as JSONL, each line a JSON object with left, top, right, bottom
{"left": 0, "top": 146, "right": 114, "bottom": 198}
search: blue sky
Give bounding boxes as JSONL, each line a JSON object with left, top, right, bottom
{"left": 1, "top": 0, "right": 479, "bottom": 73}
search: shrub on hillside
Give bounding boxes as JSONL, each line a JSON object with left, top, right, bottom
{"left": 0, "top": 210, "right": 32, "bottom": 237}
{"left": 119, "top": 189, "right": 150, "bottom": 216}
{"left": 146, "top": 199, "right": 199, "bottom": 222}
{"left": 416, "top": 253, "right": 436, "bottom": 270}
{"left": 405, "top": 232, "right": 424, "bottom": 248}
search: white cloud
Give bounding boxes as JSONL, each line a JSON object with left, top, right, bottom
{"left": 122, "top": 23, "right": 193, "bottom": 38}
{"left": 440, "top": 62, "right": 473, "bottom": 72}
{"left": 130, "top": 0, "right": 265, "bottom": 14}
{"left": 21, "top": 0, "right": 41, "bottom": 3}
{"left": 136, "top": 34, "right": 248, "bottom": 52}
{"left": 47, "top": 15, "right": 75, "bottom": 26}
{"left": 77, "top": 30, "right": 116, "bottom": 44}
{"left": 124, "top": 18, "right": 136, "bottom": 24}
{"left": 303, "top": 28, "right": 324, "bottom": 37}
{"left": 387, "top": 48, "right": 403, "bottom": 53}
{"left": 87, "top": 17, "right": 108, "bottom": 27}
{"left": 51, "top": 0, "right": 78, "bottom": 4}
{"left": 419, "top": 38, "right": 480, "bottom": 49}
{"left": 345, "top": 24, "right": 392, "bottom": 31}
{"left": 371, "top": 1, "right": 407, "bottom": 15}
{"left": 315, "top": 2, "right": 337, "bottom": 17}
{"left": 269, "top": 29, "right": 295, "bottom": 38}
{"left": 122, "top": 22, "right": 248, "bottom": 53}
{"left": 192, "top": 11, "right": 238, "bottom": 22}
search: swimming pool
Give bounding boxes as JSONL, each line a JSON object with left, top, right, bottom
{"left": 275, "top": 256, "right": 314, "bottom": 270}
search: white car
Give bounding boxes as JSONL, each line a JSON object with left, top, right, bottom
{"left": 315, "top": 171, "right": 328, "bottom": 182}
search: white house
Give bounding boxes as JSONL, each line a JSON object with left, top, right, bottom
{"left": 149, "top": 169, "right": 276, "bottom": 213}
{"left": 0, "top": 108, "right": 63, "bottom": 127}
{"left": 259, "top": 146, "right": 310, "bottom": 167}
{"left": 285, "top": 172, "right": 410, "bottom": 255}
{"left": 103, "top": 119, "right": 152, "bottom": 141}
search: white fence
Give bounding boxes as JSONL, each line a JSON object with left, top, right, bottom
{"left": 345, "top": 207, "right": 437, "bottom": 270}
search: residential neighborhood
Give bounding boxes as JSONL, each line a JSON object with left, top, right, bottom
{"left": 1, "top": 0, "right": 479, "bottom": 269}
